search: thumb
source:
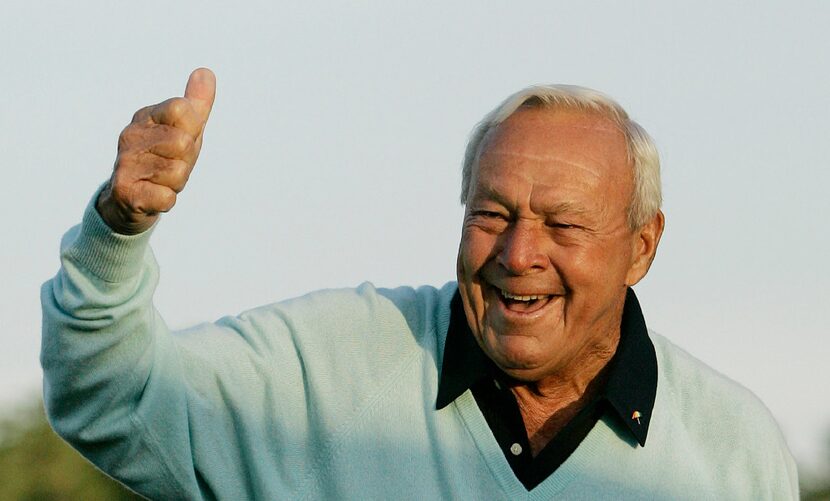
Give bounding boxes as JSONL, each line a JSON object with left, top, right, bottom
{"left": 184, "top": 67, "right": 216, "bottom": 120}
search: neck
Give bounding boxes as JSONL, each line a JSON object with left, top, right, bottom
{"left": 509, "top": 329, "right": 620, "bottom": 456}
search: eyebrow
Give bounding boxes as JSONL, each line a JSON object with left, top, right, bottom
{"left": 474, "top": 185, "right": 592, "bottom": 217}
{"left": 473, "top": 184, "right": 513, "bottom": 207}
{"left": 544, "top": 201, "right": 592, "bottom": 216}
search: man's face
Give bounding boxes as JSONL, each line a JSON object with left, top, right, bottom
{"left": 457, "top": 106, "right": 649, "bottom": 382}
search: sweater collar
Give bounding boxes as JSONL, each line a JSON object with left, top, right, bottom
{"left": 436, "top": 287, "right": 657, "bottom": 447}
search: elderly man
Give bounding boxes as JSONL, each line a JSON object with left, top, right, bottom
{"left": 42, "top": 69, "right": 797, "bottom": 499}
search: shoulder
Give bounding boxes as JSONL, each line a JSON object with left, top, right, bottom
{"left": 649, "top": 331, "right": 799, "bottom": 498}
{"left": 650, "top": 331, "right": 764, "bottom": 411}
{"left": 650, "top": 330, "right": 781, "bottom": 432}
{"left": 223, "top": 281, "right": 458, "bottom": 362}
{"left": 183, "top": 282, "right": 459, "bottom": 414}
{"left": 249, "top": 281, "right": 456, "bottom": 335}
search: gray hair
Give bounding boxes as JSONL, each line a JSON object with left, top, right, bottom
{"left": 460, "top": 85, "right": 662, "bottom": 230}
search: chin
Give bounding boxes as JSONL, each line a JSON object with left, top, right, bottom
{"left": 481, "top": 329, "right": 564, "bottom": 379}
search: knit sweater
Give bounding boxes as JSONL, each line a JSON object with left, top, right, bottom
{"left": 40, "top": 198, "right": 799, "bottom": 500}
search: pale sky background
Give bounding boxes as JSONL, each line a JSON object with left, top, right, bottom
{"left": 1, "top": 0, "right": 828, "bottom": 477}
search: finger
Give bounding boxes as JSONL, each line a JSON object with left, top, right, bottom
{"left": 145, "top": 125, "right": 196, "bottom": 160}
{"left": 118, "top": 152, "right": 191, "bottom": 192}
{"left": 130, "top": 180, "right": 178, "bottom": 215}
{"left": 131, "top": 105, "right": 154, "bottom": 124}
{"left": 119, "top": 123, "right": 197, "bottom": 163}
{"left": 183, "top": 68, "right": 216, "bottom": 122}
{"left": 192, "top": 133, "right": 204, "bottom": 159}
{"left": 145, "top": 158, "right": 192, "bottom": 193}
{"left": 150, "top": 98, "right": 203, "bottom": 138}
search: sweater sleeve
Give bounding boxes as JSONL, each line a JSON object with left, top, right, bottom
{"left": 40, "top": 192, "right": 442, "bottom": 500}
{"left": 40, "top": 194, "right": 203, "bottom": 500}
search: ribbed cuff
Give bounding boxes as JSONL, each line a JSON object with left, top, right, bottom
{"left": 62, "top": 185, "right": 158, "bottom": 283}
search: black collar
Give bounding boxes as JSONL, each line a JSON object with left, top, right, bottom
{"left": 436, "top": 287, "right": 657, "bottom": 447}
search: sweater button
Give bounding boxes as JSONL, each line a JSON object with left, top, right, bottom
{"left": 510, "top": 443, "right": 523, "bottom": 456}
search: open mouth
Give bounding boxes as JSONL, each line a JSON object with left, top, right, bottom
{"left": 498, "top": 288, "right": 554, "bottom": 314}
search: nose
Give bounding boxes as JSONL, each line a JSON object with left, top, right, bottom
{"left": 497, "top": 222, "right": 549, "bottom": 275}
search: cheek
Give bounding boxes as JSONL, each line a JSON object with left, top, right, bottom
{"left": 557, "top": 242, "right": 630, "bottom": 292}
{"left": 458, "top": 229, "right": 497, "bottom": 278}
{"left": 551, "top": 246, "right": 594, "bottom": 285}
{"left": 561, "top": 243, "right": 632, "bottom": 319}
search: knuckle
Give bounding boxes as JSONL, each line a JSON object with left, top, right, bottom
{"left": 165, "top": 161, "right": 190, "bottom": 193}
{"left": 118, "top": 124, "right": 140, "bottom": 149}
{"left": 174, "top": 159, "right": 192, "bottom": 180}
{"left": 121, "top": 122, "right": 161, "bottom": 153}
{"left": 168, "top": 158, "right": 187, "bottom": 176}
{"left": 160, "top": 189, "right": 177, "bottom": 211}
{"left": 166, "top": 97, "right": 189, "bottom": 119}
{"left": 117, "top": 132, "right": 129, "bottom": 151}
{"left": 174, "top": 131, "right": 193, "bottom": 154}
{"left": 117, "top": 125, "right": 132, "bottom": 148}
{"left": 113, "top": 150, "right": 140, "bottom": 174}
{"left": 112, "top": 155, "right": 129, "bottom": 175}
{"left": 132, "top": 106, "right": 151, "bottom": 123}
{"left": 110, "top": 177, "right": 134, "bottom": 206}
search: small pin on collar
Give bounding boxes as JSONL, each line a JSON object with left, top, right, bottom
{"left": 631, "top": 410, "right": 642, "bottom": 425}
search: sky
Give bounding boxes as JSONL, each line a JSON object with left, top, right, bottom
{"left": 1, "top": 0, "right": 828, "bottom": 476}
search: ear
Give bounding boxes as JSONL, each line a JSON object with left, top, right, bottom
{"left": 625, "top": 210, "right": 665, "bottom": 286}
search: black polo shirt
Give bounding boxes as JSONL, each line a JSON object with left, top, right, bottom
{"left": 435, "top": 288, "right": 658, "bottom": 490}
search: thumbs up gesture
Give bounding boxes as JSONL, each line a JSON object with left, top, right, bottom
{"left": 96, "top": 68, "right": 216, "bottom": 234}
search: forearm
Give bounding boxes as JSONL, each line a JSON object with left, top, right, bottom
{"left": 42, "top": 189, "right": 158, "bottom": 407}
{"left": 40, "top": 193, "right": 197, "bottom": 499}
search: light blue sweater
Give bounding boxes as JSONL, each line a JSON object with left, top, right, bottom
{"left": 41, "top": 199, "right": 799, "bottom": 500}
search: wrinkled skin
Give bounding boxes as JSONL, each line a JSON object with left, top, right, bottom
{"left": 96, "top": 68, "right": 216, "bottom": 235}
{"left": 457, "top": 106, "right": 664, "bottom": 388}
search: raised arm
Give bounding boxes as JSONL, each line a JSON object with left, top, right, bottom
{"left": 40, "top": 70, "right": 445, "bottom": 500}
{"left": 41, "top": 69, "right": 217, "bottom": 499}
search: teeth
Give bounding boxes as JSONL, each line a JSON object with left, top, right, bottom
{"left": 500, "top": 290, "right": 546, "bottom": 301}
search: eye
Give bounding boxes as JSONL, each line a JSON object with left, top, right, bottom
{"left": 467, "top": 209, "right": 510, "bottom": 233}
{"left": 477, "top": 211, "right": 505, "bottom": 219}
{"left": 469, "top": 209, "right": 508, "bottom": 221}
{"left": 549, "top": 222, "right": 579, "bottom": 230}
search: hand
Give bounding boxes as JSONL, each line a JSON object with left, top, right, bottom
{"left": 96, "top": 68, "right": 216, "bottom": 235}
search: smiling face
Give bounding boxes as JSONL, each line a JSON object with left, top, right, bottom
{"left": 457, "top": 106, "right": 659, "bottom": 382}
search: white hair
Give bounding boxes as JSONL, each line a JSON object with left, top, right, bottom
{"left": 460, "top": 85, "right": 662, "bottom": 230}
